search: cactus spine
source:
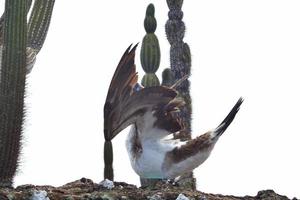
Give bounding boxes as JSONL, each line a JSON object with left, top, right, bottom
{"left": 0, "top": 0, "right": 55, "bottom": 187}
{"left": 165, "top": 0, "right": 195, "bottom": 189}
{"left": 140, "top": 3, "right": 161, "bottom": 87}
{"left": 0, "top": 0, "right": 27, "bottom": 187}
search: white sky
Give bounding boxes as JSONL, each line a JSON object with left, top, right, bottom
{"left": 1, "top": 0, "right": 300, "bottom": 199}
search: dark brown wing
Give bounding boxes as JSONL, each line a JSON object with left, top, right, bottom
{"left": 104, "top": 45, "right": 180, "bottom": 140}
{"left": 152, "top": 98, "right": 185, "bottom": 133}
{"left": 105, "top": 44, "right": 138, "bottom": 104}
{"left": 162, "top": 131, "right": 213, "bottom": 172}
{"left": 163, "top": 98, "right": 243, "bottom": 170}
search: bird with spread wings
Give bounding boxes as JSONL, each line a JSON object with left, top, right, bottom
{"left": 104, "top": 44, "right": 243, "bottom": 180}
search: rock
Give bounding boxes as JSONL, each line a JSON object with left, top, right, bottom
{"left": 149, "top": 193, "right": 163, "bottom": 200}
{"left": 0, "top": 179, "right": 297, "bottom": 200}
{"left": 255, "top": 190, "right": 291, "bottom": 200}
{"left": 99, "top": 179, "right": 114, "bottom": 190}
{"left": 176, "top": 193, "right": 189, "bottom": 200}
{"left": 30, "top": 190, "right": 50, "bottom": 200}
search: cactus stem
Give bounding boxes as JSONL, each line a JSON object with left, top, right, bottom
{"left": 0, "top": 0, "right": 27, "bottom": 187}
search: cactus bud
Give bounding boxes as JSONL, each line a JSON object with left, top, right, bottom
{"left": 161, "top": 68, "right": 175, "bottom": 87}
{"left": 146, "top": 3, "right": 155, "bottom": 16}
{"left": 144, "top": 4, "right": 157, "bottom": 33}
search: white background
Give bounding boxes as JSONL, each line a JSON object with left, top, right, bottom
{"left": 1, "top": 0, "right": 300, "bottom": 199}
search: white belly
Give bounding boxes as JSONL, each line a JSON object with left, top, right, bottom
{"left": 132, "top": 141, "right": 165, "bottom": 178}
{"left": 126, "top": 126, "right": 176, "bottom": 179}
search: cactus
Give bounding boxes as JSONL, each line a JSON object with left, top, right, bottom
{"left": 161, "top": 68, "right": 175, "bottom": 87}
{"left": 104, "top": 140, "right": 114, "bottom": 180}
{"left": 0, "top": 0, "right": 55, "bottom": 74}
{"left": 0, "top": 0, "right": 27, "bottom": 187}
{"left": 144, "top": 4, "right": 156, "bottom": 34}
{"left": 140, "top": 3, "right": 161, "bottom": 87}
{"left": 166, "top": 0, "right": 192, "bottom": 143}
{"left": 0, "top": 0, "right": 55, "bottom": 187}
{"left": 0, "top": 0, "right": 32, "bottom": 42}
{"left": 141, "top": 73, "right": 160, "bottom": 87}
{"left": 165, "top": 0, "right": 195, "bottom": 189}
{"left": 0, "top": 0, "right": 31, "bottom": 61}
{"left": 103, "top": 123, "right": 114, "bottom": 181}
{"left": 27, "top": 0, "right": 55, "bottom": 53}
{"left": 0, "top": 0, "right": 32, "bottom": 67}
{"left": 26, "top": 0, "right": 55, "bottom": 73}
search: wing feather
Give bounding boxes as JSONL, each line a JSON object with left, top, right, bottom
{"left": 104, "top": 44, "right": 180, "bottom": 140}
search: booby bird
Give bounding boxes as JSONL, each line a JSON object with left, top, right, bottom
{"left": 104, "top": 44, "right": 243, "bottom": 180}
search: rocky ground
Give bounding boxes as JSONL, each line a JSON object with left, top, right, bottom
{"left": 0, "top": 178, "right": 297, "bottom": 200}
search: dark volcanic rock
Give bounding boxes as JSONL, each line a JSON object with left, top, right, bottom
{"left": 0, "top": 178, "right": 297, "bottom": 200}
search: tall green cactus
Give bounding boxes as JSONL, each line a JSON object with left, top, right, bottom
{"left": 0, "top": 0, "right": 55, "bottom": 187}
{"left": 140, "top": 4, "right": 161, "bottom": 87}
{"left": 0, "top": 0, "right": 27, "bottom": 187}
{"left": 165, "top": 0, "right": 195, "bottom": 189}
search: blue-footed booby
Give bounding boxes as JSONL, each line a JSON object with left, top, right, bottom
{"left": 104, "top": 44, "right": 243, "bottom": 179}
